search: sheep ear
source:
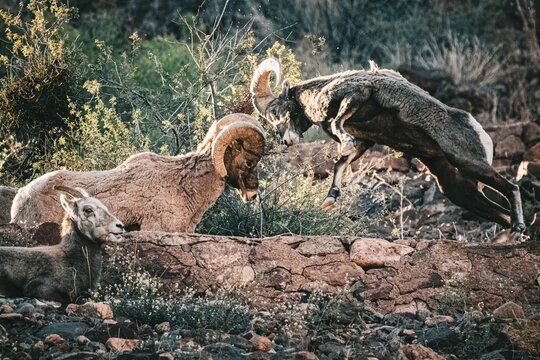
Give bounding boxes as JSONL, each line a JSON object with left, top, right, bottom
{"left": 60, "top": 194, "right": 77, "bottom": 219}
{"left": 280, "top": 79, "right": 291, "bottom": 98}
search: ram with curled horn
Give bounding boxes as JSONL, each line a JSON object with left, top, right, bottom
{"left": 11, "top": 114, "right": 266, "bottom": 233}
{"left": 251, "top": 58, "right": 525, "bottom": 239}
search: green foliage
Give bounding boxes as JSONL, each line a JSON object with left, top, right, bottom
{"left": 0, "top": 0, "right": 85, "bottom": 184}
{"left": 41, "top": 81, "right": 146, "bottom": 172}
{"left": 131, "top": 36, "right": 195, "bottom": 90}
{"left": 197, "top": 154, "right": 379, "bottom": 237}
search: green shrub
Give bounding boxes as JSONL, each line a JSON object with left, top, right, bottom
{"left": 41, "top": 80, "right": 146, "bottom": 172}
{"left": 0, "top": 0, "right": 85, "bottom": 184}
{"left": 197, "top": 153, "right": 380, "bottom": 237}
{"left": 131, "top": 35, "right": 195, "bottom": 90}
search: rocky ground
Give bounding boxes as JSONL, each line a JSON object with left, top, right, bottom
{"left": 0, "top": 294, "right": 539, "bottom": 359}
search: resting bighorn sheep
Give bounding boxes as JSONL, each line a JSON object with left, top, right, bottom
{"left": 251, "top": 58, "right": 525, "bottom": 237}
{"left": 11, "top": 114, "right": 265, "bottom": 232}
{"left": 0, "top": 186, "right": 124, "bottom": 303}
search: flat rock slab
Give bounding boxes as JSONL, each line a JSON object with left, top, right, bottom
{"left": 35, "top": 321, "right": 91, "bottom": 339}
{"left": 119, "top": 232, "right": 540, "bottom": 314}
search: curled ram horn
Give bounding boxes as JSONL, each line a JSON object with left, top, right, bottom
{"left": 53, "top": 185, "right": 89, "bottom": 199}
{"left": 250, "top": 58, "right": 282, "bottom": 116}
{"left": 211, "top": 114, "right": 266, "bottom": 179}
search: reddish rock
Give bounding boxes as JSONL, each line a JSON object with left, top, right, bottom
{"left": 495, "top": 135, "right": 525, "bottom": 159}
{"left": 486, "top": 123, "right": 524, "bottom": 144}
{"left": 34, "top": 341, "right": 45, "bottom": 351}
{"left": 524, "top": 143, "right": 540, "bottom": 162}
{"left": 76, "top": 335, "right": 90, "bottom": 346}
{"left": 303, "top": 262, "right": 363, "bottom": 286}
{"left": 44, "top": 334, "right": 64, "bottom": 346}
{"left": 293, "top": 351, "right": 319, "bottom": 360}
{"left": 493, "top": 301, "right": 525, "bottom": 319}
{"left": 105, "top": 337, "right": 143, "bottom": 352}
{"left": 250, "top": 335, "right": 272, "bottom": 352}
{"left": 159, "top": 353, "right": 174, "bottom": 360}
{"left": 281, "top": 141, "right": 410, "bottom": 180}
{"left": 491, "top": 159, "right": 513, "bottom": 172}
{"left": 0, "top": 304, "right": 13, "bottom": 314}
{"left": 66, "top": 302, "right": 113, "bottom": 319}
{"left": 0, "top": 313, "right": 23, "bottom": 320}
{"left": 523, "top": 122, "right": 540, "bottom": 145}
{"left": 402, "top": 344, "right": 446, "bottom": 360}
{"left": 425, "top": 315, "right": 454, "bottom": 327}
{"left": 215, "top": 265, "right": 255, "bottom": 286}
{"left": 350, "top": 238, "right": 414, "bottom": 268}
{"left": 295, "top": 237, "right": 344, "bottom": 256}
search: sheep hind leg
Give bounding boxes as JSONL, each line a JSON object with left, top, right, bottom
{"left": 321, "top": 140, "right": 374, "bottom": 210}
{"left": 421, "top": 157, "right": 512, "bottom": 229}
{"left": 443, "top": 157, "right": 525, "bottom": 237}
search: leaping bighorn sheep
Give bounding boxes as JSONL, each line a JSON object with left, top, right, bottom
{"left": 251, "top": 58, "right": 525, "bottom": 238}
{"left": 0, "top": 186, "right": 124, "bottom": 303}
{"left": 11, "top": 114, "right": 265, "bottom": 232}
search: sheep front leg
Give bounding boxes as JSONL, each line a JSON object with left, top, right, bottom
{"left": 329, "top": 92, "right": 367, "bottom": 156}
{"left": 321, "top": 140, "right": 373, "bottom": 210}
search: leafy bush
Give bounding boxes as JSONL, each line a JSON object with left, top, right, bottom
{"left": 0, "top": 0, "right": 85, "bottom": 184}
{"left": 197, "top": 152, "right": 381, "bottom": 237}
{"left": 41, "top": 80, "right": 146, "bottom": 172}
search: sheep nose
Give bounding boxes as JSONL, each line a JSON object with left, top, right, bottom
{"left": 282, "top": 138, "right": 291, "bottom": 146}
{"left": 116, "top": 223, "right": 125, "bottom": 231}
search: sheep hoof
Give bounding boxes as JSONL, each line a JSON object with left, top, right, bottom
{"left": 321, "top": 197, "right": 337, "bottom": 210}
{"left": 490, "top": 229, "right": 528, "bottom": 244}
{"left": 341, "top": 139, "right": 356, "bottom": 156}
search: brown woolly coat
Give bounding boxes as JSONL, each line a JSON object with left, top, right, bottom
{"left": 11, "top": 151, "right": 225, "bottom": 232}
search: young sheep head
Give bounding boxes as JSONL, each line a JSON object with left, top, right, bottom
{"left": 54, "top": 185, "right": 125, "bottom": 243}
{"left": 250, "top": 58, "right": 311, "bottom": 146}
{"left": 211, "top": 114, "right": 266, "bottom": 202}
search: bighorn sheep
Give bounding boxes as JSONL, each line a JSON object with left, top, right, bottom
{"left": 11, "top": 114, "right": 265, "bottom": 232}
{"left": 0, "top": 186, "right": 124, "bottom": 303}
{"left": 251, "top": 58, "right": 525, "bottom": 237}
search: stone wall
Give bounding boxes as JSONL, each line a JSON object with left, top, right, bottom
{"left": 120, "top": 231, "right": 540, "bottom": 315}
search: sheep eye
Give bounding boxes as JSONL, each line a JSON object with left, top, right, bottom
{"left": 83, "top": 207, "right": 94, "bottom": 215}
{"left": 246, "top": 160, "right": 255, "bottom": 169}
